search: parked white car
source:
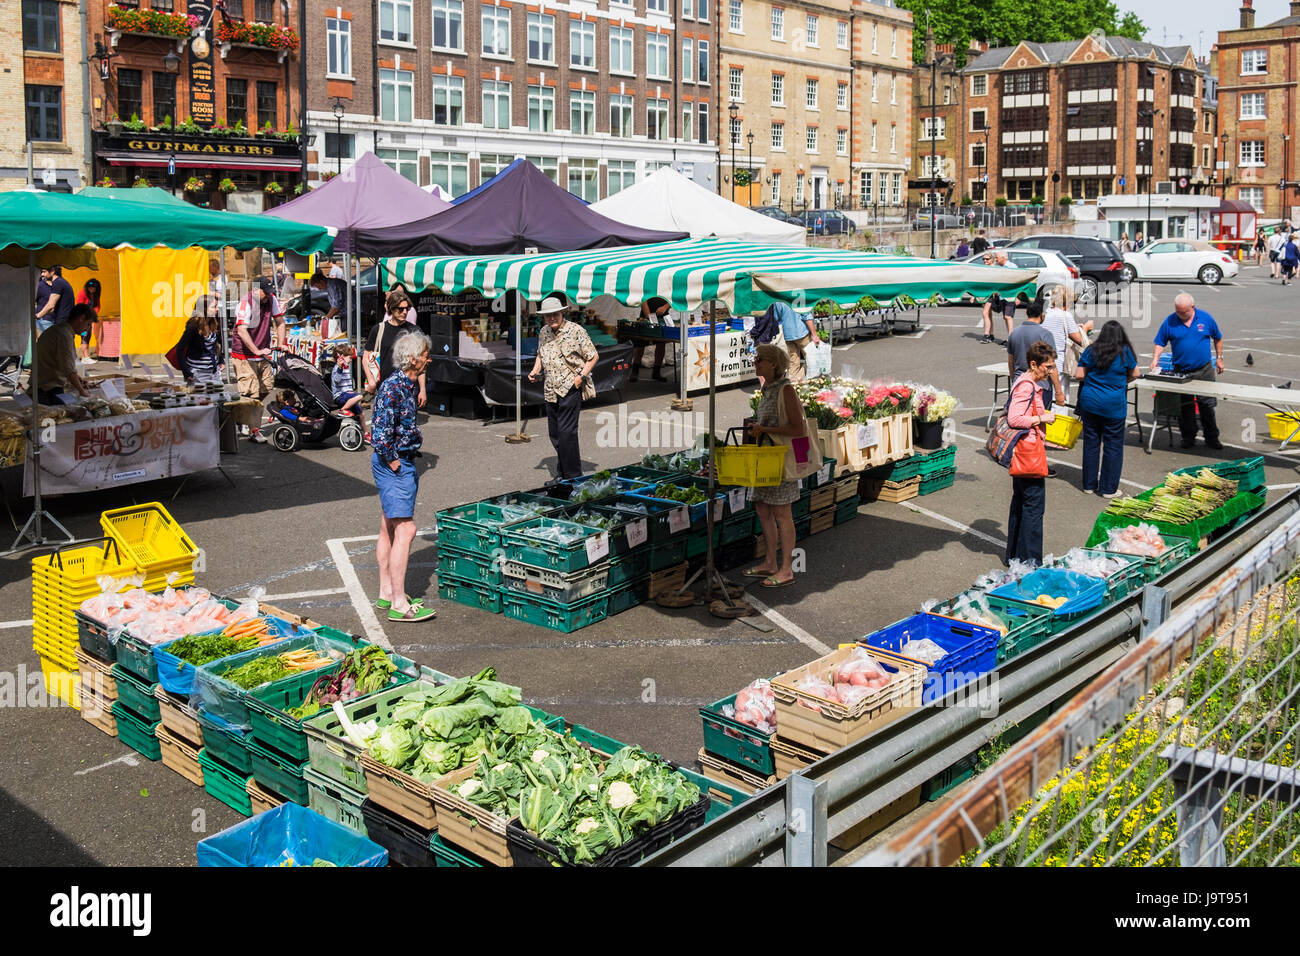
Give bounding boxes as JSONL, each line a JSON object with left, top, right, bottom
{"left": 957, "top": 248, "right": 1091, "bottom": 302}
{"left": 1121, "top": 239, "right": 1240, "bottom": 285}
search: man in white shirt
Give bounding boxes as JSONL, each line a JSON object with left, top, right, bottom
{"left": 1267, "top": 230, "right": 1285, "bottom": 279}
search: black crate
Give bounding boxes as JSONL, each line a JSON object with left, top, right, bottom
{"left": 431, "top": 333, "right": 458, "bottom": 358}
{"left": 450, "top": 387, "right": 489, "bottom": 420}
{"left": 506, "top": 794, "right": 708, "bottom": 867}
{"left": 360, "top": 799, "right": 436, "bottom": 868}
{"left": 430, "top": 312, "right": 460, "bottom": 338}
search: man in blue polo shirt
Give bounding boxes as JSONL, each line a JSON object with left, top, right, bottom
{"left": 1149, "top": 292, "right": 1225, "bottom": 450}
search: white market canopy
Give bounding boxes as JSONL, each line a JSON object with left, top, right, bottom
{"left": 589, "top": 168, "right": 807, "bottom": 246}
{"left": 382, "top": 237, "right": 1038, "bottom": 314}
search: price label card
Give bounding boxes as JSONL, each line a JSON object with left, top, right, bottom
{"left": 857, "top": 422, "right": 880, "bottom": 449}
{"left": 162, "top": 363, "right": 176, "bottom": 381}
{"left": 626, "top": 518, "right": 649, "bottom": 549}
{"left": 713, "top": 498, "right": 725, "bottom": 523}
{"left": 98, "top": 379, "right": 123, "bottom": 400}
{"left": 121, "top": 355, "right": 134, "bottom": 371}
{"left": 585, "top": 531, "right": 610, "bottom": 564}
{"left": 727, "top": 488, "right": 745, "bottom": 513}
{"left": 817, "top": 464, "right": 831, "bottom": 486}
{"left": 746, "top": 486, "right": 755, "bottom": 502}
{"left": 668, "top": 506, "right": 690, "bottom": 534}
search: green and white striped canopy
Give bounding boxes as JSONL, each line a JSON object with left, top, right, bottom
{"left": 382, "top": 237, "right": 1038, "bottom": 314}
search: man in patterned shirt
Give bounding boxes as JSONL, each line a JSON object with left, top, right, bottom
{"left": 528, "top": 297, "right": 598, "bottom": 480}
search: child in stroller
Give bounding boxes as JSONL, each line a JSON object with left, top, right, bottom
{"left": 264, "top": 351, "right": 365, "bottom": 452}
{"left": 330, "top": 344, "right": 366, "bottom": 434}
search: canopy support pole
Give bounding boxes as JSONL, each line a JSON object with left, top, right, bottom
{"left": 6, "top": 251, "right": 74, "bottom": 555}
{"left": 342, "top": 252, "right": 352, "bottom": 351}
{"left": 671, "top": 311, "right": 691, "bottom": 412}
{"left": 505, "top": 293, "right": 530, "bottom": 444}
{"left": 219, "top": 248, "right": 231, "bottom": 385}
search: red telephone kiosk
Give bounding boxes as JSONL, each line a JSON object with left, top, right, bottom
{"left": 1213, "top": 199, "right": 1258, "bottom": 258}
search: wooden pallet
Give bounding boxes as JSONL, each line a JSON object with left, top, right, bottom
{"left": 861, "top": 475, "right": 920, "bottom": 503}
{"left": 74, "top": 648, "right": 117, "bottom": 701}
{"left": 809, "top": 507, "right": 836, "bottom": 536}
{"left": 155, "top": 724, "right": 204, "bottom": 787}
{"left": 79, "top": 687, "right": 118, "bottom": 739}
{"left": 246, "top": 777, "right": 286, "bottom": 815}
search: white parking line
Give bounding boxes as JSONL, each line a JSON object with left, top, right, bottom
{"left": 326, "top": 536, "right": 391, "bottom": 649}
{"left": 0, "top": 619, "right": 34, "bottom": 630}
{"left": 258, "top": 587, "right": 349, "bottom": 602}
{"left": 901, "top": 501, "right": 1006, "bottom": 548}
{"left": 74, "top": 753, "right": 140, "bottom": 776}
{"left": 744, "top": 594, "right": 832, "bottom": 656}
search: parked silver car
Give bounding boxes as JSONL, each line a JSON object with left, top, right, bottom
{"left": 956, "top": 248, "right": 1092, "bottom": 302}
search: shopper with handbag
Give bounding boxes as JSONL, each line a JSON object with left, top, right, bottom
{"left": 1004, "top": 340, "right": 1056, "bottom": 566}
{"left": 744, "top": 344, "right": 816, "bottom": 589}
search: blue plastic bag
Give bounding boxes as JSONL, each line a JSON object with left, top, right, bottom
{"left": 196, "top": 802, "right": 388, "bottom": 868}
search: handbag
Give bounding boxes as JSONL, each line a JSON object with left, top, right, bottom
{"left": 1008, "top": 379, "right": 1048, "bottom": 478}
{"left": 772, "top": 383, "right": 820, "bottom": 482}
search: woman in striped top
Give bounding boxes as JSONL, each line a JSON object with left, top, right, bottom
{"left": 176, "top": 313, "right": 225, "bottom": 386}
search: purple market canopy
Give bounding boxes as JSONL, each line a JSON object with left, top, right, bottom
{"left": 262, "top": 151, "right": 451, "bottom": 253}
{"left": 353, "top": 159, "right": 687, "bottom": 257}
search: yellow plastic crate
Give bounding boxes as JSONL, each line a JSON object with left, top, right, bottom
{"left": 715, "top": 444, "right": 788, "bottom": 487}
{"left": 1044, "top": 413, "right": 1083, "bottom": 450}
{"left": 34, "top": 631, "right": 78, "bottom": 670}
{"left": 1267, "top": 412, "right": 1300, "bottom": 442}
{"left": 39, "top": 655, "right": 81, "bottom": 710}
{"left": 100, "top": 503, "right": 198, "bottom": 574}
{"left": 30, "top": 540, "right": 137, "bottom": 590}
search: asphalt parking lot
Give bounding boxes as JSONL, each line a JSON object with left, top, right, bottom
{"left": 2, "top": 261, "right": 1297, "bottom": 865}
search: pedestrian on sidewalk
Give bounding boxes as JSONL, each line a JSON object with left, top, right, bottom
{"left": 1075, "top": 320, "right": 1139, "bottom": 497}
{"left": 1283, "top": 233, "right": 1300, "bottom": 285}
{"left": 1268, "top": 229, "right": 1285, "bottom": 278}
{"left": 1004, "top": 340, "right": 1057, "bottom": 567}
{"left": 980, "top": 250, "right": 1018, "bottom": 344}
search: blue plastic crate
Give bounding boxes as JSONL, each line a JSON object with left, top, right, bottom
{"left": 988, "top": 568, "right": 1108, "bottom": 635}
{"left": 152, "top": 621, "right": 305, "bottom": 696}
{"left": 859, "top": 613, "right": 999, "bottom": 704}
{"left": 196, "top": 802, "right": 388, "bottom": 867}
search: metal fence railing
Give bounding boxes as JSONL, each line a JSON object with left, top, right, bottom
{"left": 862, "top": 508, "right": 1300, "bottom": 867}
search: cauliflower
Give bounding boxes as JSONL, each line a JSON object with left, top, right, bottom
{"left": 493, "top": 763, "right": 512, "bottom": 773}
{"left": 531, "top": 748, "right": 551, "bottom": 763}
{"left": 457, "top": 778, "right": 482, "bottom": 799}
{"left": 608, "top": 780, "right": 638, "bottom": 810}
{"left": 575, "top": 817, "right": 600, "bottom": 835}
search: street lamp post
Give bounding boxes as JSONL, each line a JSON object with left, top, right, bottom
{"left": 332, "top": 97, "right": 346, "bottom": 176}
{"left": 728, "top": 102, "right": 739, "bottom": 204}
{"left": 981, "top": 124, "right": 990, "bottom": 228}
{"left": 1217, "top": 131, "right": 1228, "bottom": 199}
{"left": 928, "top": 56, "right": 938, "bottom": 258}
{"left": 746, "top": 130, "right": 754, "bottom": 208}
{"left": 1282, "top": 134, "right": 1290, "bottom": 219}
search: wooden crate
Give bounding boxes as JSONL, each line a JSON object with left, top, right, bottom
{"left": 771, "top": 646, "right": 926, "bottom": 753}
{"left": 79, "top": 686, "right": 118, "bottom": 738}
{"left": 771, "top": 736, "right": 824, "bottom": 779}
{"left": 431, "top": 765, "right": 512, "bottom": 867}
{"left": 155, "top": 724, "right": 204, "bottom": 787}
{"left": 809, "top": 508, "right": 836, "bottom": 536}
{"left": 809, "top": 485, "right": 836, "bottom": 513}
{"left": 697, "top": 747, "right": 776, "bottom": 795}
{"left": 360, "top": 754, "right": 439, "bottom": 830}
{"left": 155, "top": 685, "right": 204, "bottom": 748}
{"left": 75, "top": 648, "right": 118, "bottom": 701}
{"left": 246, "top": 777, "right": 286, "bottom": 816}
{"left": 861, "top": 476, "right": 920, "bottom": 503}
{"left": 834, "top": 475, "right": 859, "bottom": 503}
{"left": 649, "top": 561, "right": 689, "bottom": 599}
{"left": 829, "top": 785, "right": 923, "bottom": 851}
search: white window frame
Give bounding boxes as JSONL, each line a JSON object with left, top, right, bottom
{"left": 526, "top": 155, "right": 559, "bottom": 183}
{"left": 697, "top": 0, "right": 709, "bottom": 23}
{"left": 1239, "top": 139, "right": 1265, "bottom": 167}
{"left": 527, "top": 12, "right": 555, "bottom": 65}
{"left": 860, "top": 170, "right": 872, "bottom": 203}
{"left": 870, "top": 121, "right": 877, "bottom": 152}
{"left": 806, "top": 78, "right": 818, "bottom": 109}
{"left": 645, "top": 0, "right": 667, "bottom": 12}
{"left": 970, "top": 142, "right": 986, "bottom": 168}
{"left": 878, "top": 171, "right": 887, "bottom": 204}
{"left": 481, "top": 5, "right": 510, "bottom": 58}
{"left": 609, "top": 26, "right": 634, "bottom": 76}
{"left": 890, "top": 26, "right": 896, "bottom": 57}
{"left": 647, "top": 97, "right": 669, "bottom": 140}
{"left": 871, "top": 70, "right": 878, "bottom": 102}
{"left": 610, "top": 93, "right": 634, "bottom": 137}
{"left": 771, "top": 6, "right": 783, "bottom": 41}
{"left": 971, "top": 73, "right": 987, "bottom": 96}
{"left": 891, "top": 172, "right": 901, "bottom": 204}
{"left": 1241, "top": 49, "right": 1267, "bottom": 75}
{"left": 697, "top": 39, "right": 709, "bottom": 84}
{"left": 607, "top": 159, "right": 637, "bottom": 195}
{"left": 378, "top": 67, "right": 414, "bottom": 122}
{"left": 836, "top": 128, "right": 847, "bottom": 155}
{"left": 1239, "top": 186, "right": 1265, "bottom": 211}
{"left": 795, "top": 172, "right": 805, "bottom": 203}
{"left": 570, "top": 20, "right": 595, "bottom": 69}
{"left": 431, "top": 0, "right": 463, "bottom": 53}
{"left": 920, "top": 116, "right": 945, "bottom": 140}
{"left": 431, "top": 74, "right": 463, "bottom": 126}
{"left": 481, "top": 79, "right": 511, "bottom": 130}
{"left": 836, "top": 20, "right": 848, "bottom": 50}
{"left": 729, "top": 0, "right": 742, "bottom": 33}
{"left": 378, "top": 0, "right": 413, "bottom": 45}
{"left": 377, "top": 146, "right": 419, "bottom": 183}
{"left": 770, "top": 122, "right": 784, "bottom": 149}
{"left": 697, "top": 101, "right": 709, "bottom": 144}
{"left": 836, "top": 82, "right": 847, "bottom": 110}
{"left": 428, "top": 150, "right": 469, "bottom": 196}
{"left": 729, "top": 67, "right": 743, "bottom": 102}
{"left": 683, "top": 39, "right": 694, "bottom": 84}
{"left": 569, "top": 89, "right": 595, "bottom": 135}
{"left": 527, "top": 84, "right": 555, "bottom": 132}
{"left": 970, "top": 108, "right": 987, "bottom": 132}
{"left": 682, "top": 0, "right": 693, "bottom": 19}
{"left": 889, "top": 125, "right": 896, "bottom": 153}
{"left": 326, "top": 17, "right": 352, "bottom": 78}
{"left": 890, "top": 74, "right": 896, "bottom": 104}
{"left": 646, "top": 33, "right": 669, "bottom": 80}
{"left": 871, "top": 22, "right": 877, "bottom": 54}
{"left": 729, "top": 116, "right": 742, "bottom": 148}
{"left": 770, "top": 171, "right": 781, "bottom": 203}
{"left": 568, "top": 157, "right": 599, "bottom": 201}
{"left": 771, "top": 73, "right": 784, "bottom": 106}
{"left": 1240, "top": 91, "right": 1266, "bottom": 120}
{"left": 805, "top": 13, "right": 818, "bottom": 47}
{"left": 806, "top": 125, "right": 817, "bottom": 152}
{"left": 682, "top": 104, "right": 693, "bottom": 141}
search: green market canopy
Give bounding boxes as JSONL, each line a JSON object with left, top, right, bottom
{"left": 0, "top": 189, "right": 333, "bottom": 254}
{"left": 381, "top": 237, "right": 1038, "bottom": 313}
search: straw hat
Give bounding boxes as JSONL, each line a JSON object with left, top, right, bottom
{"left": 538, "top": 296, "right": 566, "bottom": 315}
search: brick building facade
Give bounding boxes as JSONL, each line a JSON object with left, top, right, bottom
{"left": 849, "top": 0, "right": 911, "bottom": 213}
{"left": 960, "top": 34, "right": 1219, "bottom": 222}
{"left": 5, "top": 0, "right": 90, "bottom": 191}
{"left": 303, "top": 0, "right": 716, "bottom": 199}
{"left": 86, "top": 0, "right": 304, "bottom": 208}
{"left": 907, "top": 34, "right": 983, "bottom": 208}
{"left": 1216, "top": 0, "right": 1300, "bottom": 220}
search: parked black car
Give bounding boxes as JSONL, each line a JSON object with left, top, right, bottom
{"left": 752, "top": 205, "right": 804, "bottom": 224}
{"left": 1006, "top": 234, "right": 1129, "bottom": 299}
{"left": 796, "top": 209, "right": 856, "bottom": 236}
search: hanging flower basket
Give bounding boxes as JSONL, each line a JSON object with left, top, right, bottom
{"left": 96, "top": 176, "right": 117, "bottom": 188}
{"left": 183, "top": 176, "right": 205, "bottom": 193}
{"left": 131, "top": 177, "right": 151, "bottom": 189}
{"left": 264, "top": 181, "right": 284, "bottom": 195}
{"left": 107, "top": 5, "right": 200, "bottom": 39}
{"left": 218, "top": 177, "right": 238, "bottom": 194}
{"left": 216, "top": 20, "right": 300, "bottom": 52}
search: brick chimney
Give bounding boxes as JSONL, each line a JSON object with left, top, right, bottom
{"left": 925, "top": 26, "right": 936, "bottom": 64}
{"left": 1240, "top": 0, "right": 1255, "bottom": 29}
{"left": 1292, "top": 0, "right": 1300, "bottom": 19}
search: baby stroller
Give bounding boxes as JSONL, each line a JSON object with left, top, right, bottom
{"left": 264, "top": 352, "right": 365, "bottom": 452}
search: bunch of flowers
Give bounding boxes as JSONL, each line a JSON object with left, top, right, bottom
{"left": 264, "top": 180, "right": 284, "bottom": 195}
{"left": 217, "top": 20, "right": 300, "bottom": 52}
{"left": 107, "top": 6, "right": 200, "bottom": 39}
{"left": 858, "top": 382, "right": 913, "bottom": 420}
{"left": 911, "top": 386, "right": 958, "bottom": 423}
{"left": 217, "top": 177, "right": 238, "bottom": 194}
{"left": 95, "top": 176, "right": 117, "bottom": 188}
{"left": 183, "top": 176, "right": 205, "bottom": 193}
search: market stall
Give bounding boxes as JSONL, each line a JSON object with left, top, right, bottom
{"left": 0, "top": 188, "right": 333, "bottom": 552}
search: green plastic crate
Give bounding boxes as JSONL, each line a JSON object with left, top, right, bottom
{"left": 800, "top": 456, "right": 839, "bottom": 490}
{"left": 110, "top": 665, "right": 161, "bottom": 723}
{"left": 248, "top": 738, "right": 311, "bottom": 806}
{"left": 931, "top": 594, "right": 1054, "bottom": 665}
{"left": 871, "top": 444, "right": 957, "bottom": 482}
{"left": 111, "top": 593, "right": 240, "bottom": 683}
{"left": 502, "top": 590, "right": 609, "bottom": 633}
{"left": 1050, "top": 548, "right": 1146, "bottom": 601}
{"left": 985, "top": 589, "right": 1103, "bottom": 638}
{"left": 481, "top": 491, "right": 571, "bottom": 514}
{"left": 430, "top": 834, "right": 487, "bottom": 867}
{"left": 607, "top": 549, "right": 650, "bottom": 587}
{"left": 1171, "top": 457, "right": 1265, "bottom": 494}
{"left": 304, "top": 766, "right": 367, "bottom": 835}
{"left": 246, "top": 650, "right": 419, "bottom": 763}
{"left": 699, "top": 693, "right": 775, "bottom": 776}
{"left": 199, "top": 749, "right": 253, "bottom": 816}
{"left": 554, "top": 503, "right": 649, "bottom": 557}
{"left": 309, "top": 625, "right": 362, "bottom": 646}
{"left": 435, "top": 502, "right": 543, "bottom": 556}
{"left": 437, "top": 547, "right": 502, "bottom": 587}
{"left": 438, "top": 574, "right": 503, "bottom": 613}
{"left": 198, "top": 714, "right": 253, "bottom": 775}
{"left": 607, "top": 576, "right": 649, "bottom": 616}
{"left": 1092, "top": 533, "right": 1193, "bottom": 582}
{"left": 921, "top": 751, "right": 978, "bottom": 801}
{"left": 835, "top": 497, "right": 861, "bottom": 524}
{"left": 720, "top": 512, "right": 754, "bottom": 545}
{"left": 792, "top": 491, "right": 812, "bottom": 520}
{"left": 501, "top": 518, "right": 609, "bottom": 573}
{"left": 563, "top": 721, "right": 630, "bottom": 757}
{"left": 676, "top": 766, "right": 751, "bottom": 823}
{"left": 918, "top": 468, "right": 957, "bottom": 496}
{"left": 612, "top": 464, "right": 687, "bottom": 484}
{"left": 111, "top": 701, "right": 161, "bottom": 761}
{"left": 605, "top": 496, "right": 684, "bottom": 544}
{"left": 648, "top": 536, "right": 688, "bottom": 571}
{"left": 795, "top": 515, "right": 811, "bottom": 541}
{"left": 685, "top": 523, "right": 723, "bottom": 560}
{"left": 1085, "top": 490, "right": 1264, "bottom": 553}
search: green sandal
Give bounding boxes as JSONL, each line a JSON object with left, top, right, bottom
{"left": 388, "top": 605, "right": 437, "bottom": 623}
{"left": 376, "top": 597, "right": 424, "bottom": 611}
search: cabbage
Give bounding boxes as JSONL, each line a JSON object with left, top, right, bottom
{"left": 369, "top": 725, "right": 418, "bottom": 768}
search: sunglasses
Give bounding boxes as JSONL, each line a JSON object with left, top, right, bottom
{"left": 391, "top": 305, "right": 410, "bottom": 313}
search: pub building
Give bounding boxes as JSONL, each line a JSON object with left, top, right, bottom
{"left": 87, "top": 0, "right": 304, "bottom": 208}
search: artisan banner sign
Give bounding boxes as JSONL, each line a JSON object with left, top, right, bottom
{"left": 685, "top": 330, "right": 757, "bottom": 393}
{"left": 25, "top": 407, "right": 219, "bottom": 495}
{"left": 189, "top": 1, "right": 215, "bottom": 126}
